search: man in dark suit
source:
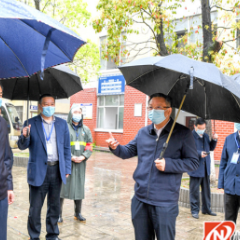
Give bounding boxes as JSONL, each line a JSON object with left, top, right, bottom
{"left": 18, "top": 94, "right": 71, "bottom": 240}
{"left": 188, "top": 118, "right": 218, "bottom": 219}
{"left": 0, "top": 83, "right": 14, "bottom": 240}
{"left": 218, "top": 122, "right": 240, "bottom": 224}
{"left": 106, "top": 93, "right": 199, "bottom": 240}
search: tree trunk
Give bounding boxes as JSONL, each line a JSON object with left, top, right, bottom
{"left": 201, "top": 0, "right": 216, "bottom": 186}
{"left": 156, "top": 16, "right": 169, "bottom": 56}
{"left": 34, "top": 0, "right": 40, "bottom": 11}
{"left": 201, "top": 0, "right": 212, "bottom": 63}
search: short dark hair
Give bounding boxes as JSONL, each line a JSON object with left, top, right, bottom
{"left": 38, "top": 94, "right": 55, "bottom": 104}
{"left": 194, "top": 117, "right": 206, "bottom": 126}
{"left": 148, "top": 93, "right": 172, "bottom": 107}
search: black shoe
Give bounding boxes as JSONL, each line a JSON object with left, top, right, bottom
{"left": 202, "top": 212, "right": 217, "bottom": 216}
{"left": 74, "top": 213, "right": 86, "bottom": 222}
{"left": 58, "top": 216, "right": 63, "bottom": 223}
{"left": 192, "top": 213, "right": 199, "bottom": 219}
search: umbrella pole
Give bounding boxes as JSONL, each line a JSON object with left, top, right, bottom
{"left": 159, "top": 87, "right": 189, "bottom": 159}
{"left": 27, "top": 77, "right": 30, "bottom": 135}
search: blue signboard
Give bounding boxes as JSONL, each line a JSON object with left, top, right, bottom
{"left": 98, "top": 75, "right": 125, "bottom": 95}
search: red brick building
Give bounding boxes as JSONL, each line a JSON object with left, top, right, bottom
{"left": 71, "top": 76, "right": 235, "bottom": 161}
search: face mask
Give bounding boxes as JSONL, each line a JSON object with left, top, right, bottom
{"left": 235, "top": 123, "right": 240, "bottom": 131}
{"left": 42, "top": 106, "right": 55, "bottom": 117}
{"left": 196, "top": 129, "right": 205, "bottom": 135}
{"left": 72, "top": 114, "right": 82, "bottom": 123}
{"left": 148, "top": 109, "right": 166, "bottom": 125}
{"left": 0, "top": 98, "right": 2, "bottom": 107}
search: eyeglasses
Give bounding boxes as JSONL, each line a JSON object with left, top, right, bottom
{"left": 147, "top": 106, "right": 171, "bottom": 111}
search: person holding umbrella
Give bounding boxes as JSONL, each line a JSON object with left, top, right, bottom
{"left": 0, "top": 83, "right": 14, "bottom": 240}
{"left": 218, "top": 123, "right": 240, "bottom": 225}
{"left": 188, "top": 118, "right": 218, "bottom": 219}
{"left": 106, "top": 93, "right": 199, "bottom": 240}
{"left": 17, "top": 94, "right": 71, "bottom": 240}
{"left": 58, "top": 105, "right": 93, "bottom": 223}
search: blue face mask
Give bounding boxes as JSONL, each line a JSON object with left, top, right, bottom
{"left": 42, "top": 106, "right": 55, "bottom": 117}
{"left": 72, "top": 114, "right": 82, "bottom": 123}
{"left": 148, "top": 109, "right": 166, "bottom": 125}
{"left": 0, "top": 98, "right": 2, "bottom": 107}
{"left": 235, "top": 123, "right": 240, "bottom": 131}
{"left": 196, "top": 129, "right": 205, "bottom": 135}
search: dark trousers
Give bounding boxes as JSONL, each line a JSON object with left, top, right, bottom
{"left": 190, "top": 168, "right": 211, "bottom": 214}
{"left": 224, "top": 193, "right": 240, "bottom": 223}
{"left": 28, "top": 164, "right": 62, "bottom": 240}
{"left": 131, "top": 195, "right": 178, "bottom": 240}
{"left": 0, "top": 196, "right": 8, "bottom": 240}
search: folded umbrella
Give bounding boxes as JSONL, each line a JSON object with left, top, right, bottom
{"left": 119, "top": 54, "right": 240, "bottom": 158}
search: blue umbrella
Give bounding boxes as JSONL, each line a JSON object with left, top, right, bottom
{"left": 0, "top": 0, "right": 86, "bottom": 80}
{"left": 119, "top": 54, "right": 240, "bottom": 158}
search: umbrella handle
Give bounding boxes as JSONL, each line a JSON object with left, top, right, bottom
{"left": 159, "top": 93, "right": 187, "bottom": 159}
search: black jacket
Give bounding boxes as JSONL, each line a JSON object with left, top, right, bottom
{"left": 0, "top": 116, "right": 13, "bottom": 200}
{"left": 111, "top": 118, "right": 199, "bottom": 206}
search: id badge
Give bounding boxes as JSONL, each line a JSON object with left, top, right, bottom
{"left": 47, "top": 143, "right": 53, "bottom": 156}
{"left": 231, "top": 152, "right": 239, "bottom": 164}
{"left": 75, "top": 142, "right": 80, "bottom": 151}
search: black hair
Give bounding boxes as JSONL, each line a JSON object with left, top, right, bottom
{"left": 148, "top": 93, "right": 172, "bottom": 107}
{"left": 38, "top": 94, "right": 55, "bottom": 104}
{"left": 194, "top": 117, "right": 206, "bottom": 126}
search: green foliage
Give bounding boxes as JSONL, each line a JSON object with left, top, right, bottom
{"left": 93, "top": 0, "right": 240, "bottom": 75}
{"left": 17, "top": 0, "right": 100, "bottom": 82}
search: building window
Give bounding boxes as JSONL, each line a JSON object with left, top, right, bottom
{"left": 100, "top": 36, "right": 117, "bottom": 71}
{"left": 100, "top": 34, "right": 127, "bottom": 70}
{"left": 176, "top": 30, "right": 187, "bottom": 48}
{"left": 97, "top": 95, "right": 124, "bottom": 129}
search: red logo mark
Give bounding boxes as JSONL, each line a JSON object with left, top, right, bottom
{"left": 203, "top": 221, "right": 235, "bottom": 240}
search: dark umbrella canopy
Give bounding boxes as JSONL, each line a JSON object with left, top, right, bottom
{"left": 0, "top": 65, "right": 83, "bottom": 101}
{"left": 119, "top": 54, "right": 240, "bottom": 123}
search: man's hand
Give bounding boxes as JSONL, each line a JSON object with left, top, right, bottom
{"left": 8, "top": 190, "right": 14, "bottom": 205}
{"left": 66, "top": 174, "right": 69, "bottom": 178}
{"left": 155, "top": 159, "right": 166, "bottom": 171}
{"left": 106, "top": 132, "right": 119, "bottom": 150}
{"left": 213, "top": 133, "right": 218, "bottom": 140}
{"left": 75, "top": 156, "right": 86, "bottom": 163}
{"left": 22, "top": 125, "right": 31, "bottom": 137}
{"left": 201, "top": 151, "right": 208, "bottom": 158}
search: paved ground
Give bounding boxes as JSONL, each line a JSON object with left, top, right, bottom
{"left": 7, "top": 151, "right": 238, "bottom": 240}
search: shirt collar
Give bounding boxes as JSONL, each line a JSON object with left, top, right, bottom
{"left": 154, "top": 119, "right": 170, "bottom": 132}
{"left": 41, "top": 115, "right": 55, "bottom": 124}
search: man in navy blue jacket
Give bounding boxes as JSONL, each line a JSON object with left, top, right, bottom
{"left": 218, "top": 123, "right": 240, "bottom": 224}
{"left": 0, "top": 83, "right": 14, "bottom": 240}
{"left": 188, "top": 118, "right": 218, "bottom": 219}
{"left": 106, "top": 93, "right": 199, "bottom": 240}
{"left": 18, "top": 94, "right": 71, "bottom": 240}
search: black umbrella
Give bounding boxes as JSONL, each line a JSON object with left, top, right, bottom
{"left": 0, "top": 65, "right": 83, "bottom": 101}
{"left": 119, "top": 54, "right": 240, "bottom": 158}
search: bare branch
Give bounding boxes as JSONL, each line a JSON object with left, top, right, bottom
{"left": 139, "top": 9, "right": 158, "bottom": 48}
{"left": 41, "top": 0, "right": 51, "bottom": 12}
{"left": 216, "top": 26, "right": 231, "bottom": 29}
{"left": 211, "top": 5, "right": 234, "bottom": 12}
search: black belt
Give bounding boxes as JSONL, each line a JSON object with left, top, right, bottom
{"left": 47, "top": 161, "right": 59, "bottom": 166}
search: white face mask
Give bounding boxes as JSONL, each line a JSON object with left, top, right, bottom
{"left": 72, "top": 114, "right": 82, "bottom": 123}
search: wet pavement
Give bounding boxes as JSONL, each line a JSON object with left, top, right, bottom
{"left": 7, "top": 151, "right": 239, "bottom": 240}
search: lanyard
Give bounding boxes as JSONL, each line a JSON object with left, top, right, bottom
{"left": 75, "top": 128, "right": 81, "bottom": 140}
{"left": 42, "top": 122, "right": 54, "bottom": 142}
{"left": 235, "top": 132, "right": 240, "bottom": 151}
